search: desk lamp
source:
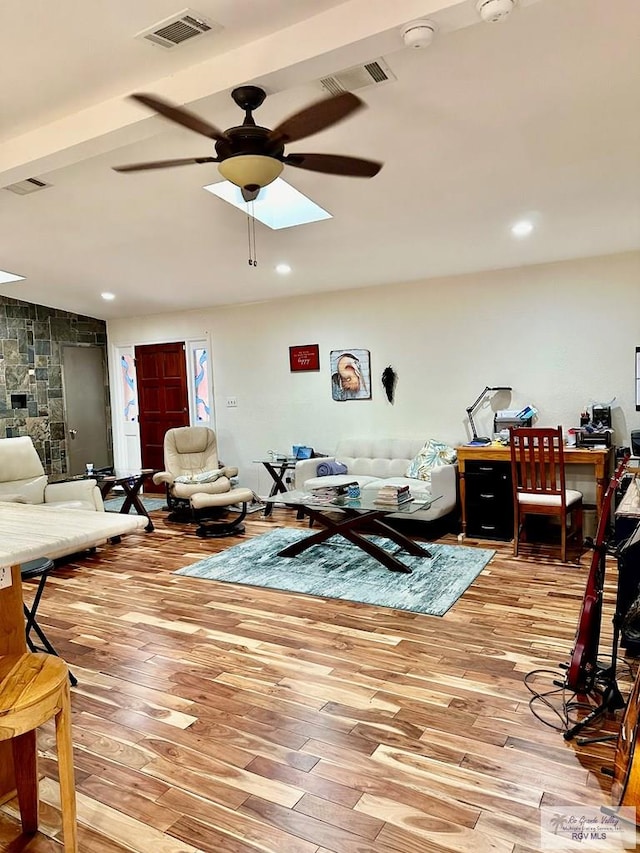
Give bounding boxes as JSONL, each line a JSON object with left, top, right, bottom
{"left": 466, "top": 386, "right": 512, "bottom": 445}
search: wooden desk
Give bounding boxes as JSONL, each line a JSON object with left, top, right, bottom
{"left": 456, "top": 443, "right": 614, "bottom": 539}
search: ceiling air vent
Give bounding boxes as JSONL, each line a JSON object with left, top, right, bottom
{"left": 4, "top": 177, "right": 51, "bottom": 196}
{"left": 135, "top": 9, "right": 220, "bottom": 48}
{"left": 319, "top": 59, "right": 396, "bottom": 96}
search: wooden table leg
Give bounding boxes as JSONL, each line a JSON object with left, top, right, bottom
{"left": 277, "top": 508, "right": 419, "bottom": 574}
{"left": 367, "top": 517, "right": 432, "bottom": 558}
{"left": 458, "top": 462, "right": 467, "bottom": 538}
{"left": 0, "top": 564, "right": 28, "bottom": 804}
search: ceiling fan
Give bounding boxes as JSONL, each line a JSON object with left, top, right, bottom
{"left": 113, "top": 85, "right": 383, "bottom": 202}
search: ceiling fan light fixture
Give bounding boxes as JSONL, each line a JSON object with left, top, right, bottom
{"left": 476, "top": 0, "right": 516, "bottom": 23}
{"left": 217, "top": 155, "right": 283, "bottom": 190}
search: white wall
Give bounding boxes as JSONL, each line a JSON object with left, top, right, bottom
{"left": 107, "top": 250, "right": 640, "bottom": 500}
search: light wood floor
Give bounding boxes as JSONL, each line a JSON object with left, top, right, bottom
{"left": 0, "top": 505, "right": 635, "bottom": 852}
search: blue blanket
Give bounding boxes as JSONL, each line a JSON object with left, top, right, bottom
{"left": 316, "top": 461, "right": 348, "bottom": 477}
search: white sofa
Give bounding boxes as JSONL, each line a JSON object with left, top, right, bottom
{"left": 295, "top": 438, "right": 458, "bottom": 523}
{"left": 0, "top": 436, "right": 103, "bottom": 510}
{"left": 0, "top": 436, "right": 148, "bottom": 561}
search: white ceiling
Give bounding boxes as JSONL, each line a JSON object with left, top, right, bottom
{"left": 0, "top": 0, "right": 638, "bottom": 320}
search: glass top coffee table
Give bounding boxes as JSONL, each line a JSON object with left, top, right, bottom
{"left": 263, "top": 489, "right": 441, "bottom": 574}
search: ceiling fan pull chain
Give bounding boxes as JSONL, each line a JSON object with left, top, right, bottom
{"left": 246, "top": 207, "right": 254, "bottom": 266}
{"left": 246, "top": 201, "right": 258, "bottom": 267}
{"left": 251, "top": 203, "right": 257, "bottom": 268}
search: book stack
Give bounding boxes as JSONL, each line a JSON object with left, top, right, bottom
{"left": 310, "top": 482, "right": 359, "bottom": 504}
{"left": 374, "top": 484, "right": 413, "bottom": 507}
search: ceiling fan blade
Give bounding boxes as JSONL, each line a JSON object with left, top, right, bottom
{"left": 130, "top": 94, "right": 230, "bottom": 142}
{"left": 269, "top": 92, "right": 363, "bottom": 145}
{"left": 113, "top": 157, "right": 218, "bottom": 173}
{"left": 283, "top": 152, "right": 382, "bottom": 178}
{"left": 241, "top": 185, "right": 261, "bottom": 202}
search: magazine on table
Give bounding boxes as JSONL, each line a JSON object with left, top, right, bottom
{"left": 309, "top": 482, "right": 360, "bottom": 504}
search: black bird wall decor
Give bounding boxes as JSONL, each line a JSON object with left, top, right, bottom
{"left": 381, "top": 366, "right": 397, "bottom": 404}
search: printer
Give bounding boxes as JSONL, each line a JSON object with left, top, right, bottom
{"left": 494, "top": 407, "right": 534, "bottom": 433}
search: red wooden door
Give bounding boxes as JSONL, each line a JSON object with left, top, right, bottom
{"left": 135, "top": 342, "right": 189, "bottom": 471}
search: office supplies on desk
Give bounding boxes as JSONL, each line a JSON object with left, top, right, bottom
{"left": 494, "top": 408, "right": 534, "bottom": 432}
{"left": 465, "top": 385, "right": 512, "bottom": 445}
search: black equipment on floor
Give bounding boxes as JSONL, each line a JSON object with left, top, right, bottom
{"left": 21, "top": 558, "right": 77, "bottom": 686}
{"left": 619, "top": 522, "right": 640, "bottom": 656}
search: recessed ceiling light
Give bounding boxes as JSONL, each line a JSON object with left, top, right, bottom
{"left": 511, "top": 220, "right": 534, "bottom": 237}
{"left": 0, "top": 269, "right": 25, "bottom": 284}
{"left": 276, "top": 263, "right": 291, "bottom": 275}
{"left": 203, "top": 178, "right": 332, "bottom": 230}
{"left": 101, "top": 292, "right": 115, "bottom": 301}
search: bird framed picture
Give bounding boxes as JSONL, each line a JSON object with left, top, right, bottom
{"left": 330, "top": 349, "right": 372, "bottom": 401}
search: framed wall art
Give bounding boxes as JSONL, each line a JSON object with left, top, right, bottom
{"left": 289, "top": 344, "right": 320, "bottom": 372}
{"left": 330, "top": 349, "right": 372, "bottom": 401}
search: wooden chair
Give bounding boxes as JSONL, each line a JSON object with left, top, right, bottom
{"left": 0, "top": 652, "right": 77, "bottom": 852}
{"left": 509, "top": 425, "right": 583, "bottom": 562}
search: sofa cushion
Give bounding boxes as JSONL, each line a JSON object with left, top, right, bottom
{"left": 406, "top": 439, "right": 457, "bottom": 483}
{"left": 0, "top": 476, "right": 47, "bottom": 505}
{"left": 46, "top": 499, "right": 101, "bottom": 511}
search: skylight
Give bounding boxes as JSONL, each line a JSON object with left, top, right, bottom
{"left": 203, "top": 178, "right": 332, "bottom": 230}
{"left": 0, "top": 269, "right": 25, "bottom": 284}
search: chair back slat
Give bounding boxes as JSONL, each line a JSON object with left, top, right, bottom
{"left": 510, "top": 425, "right": 567, "bottom": 503}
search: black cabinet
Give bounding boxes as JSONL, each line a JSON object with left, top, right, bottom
{"left": 464, "top": 460, "right": 513, "bottom": 540}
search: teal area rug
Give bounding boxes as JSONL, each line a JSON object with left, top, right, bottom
{"left": 104, "top": 495, "right": 166, "bottom": 512}
{"left": 174, "top": 527, "right": 495, "bottom": 616}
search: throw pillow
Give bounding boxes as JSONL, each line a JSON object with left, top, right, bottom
{"left": 406, "top": 439, "right": 457, "bottom": 482}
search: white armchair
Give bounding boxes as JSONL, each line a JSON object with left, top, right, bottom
{"left": 153, "top": 426, "right": 239, "bottom": 517}
{"left": 0, "top": 436, "right": 104, "bottom": 511}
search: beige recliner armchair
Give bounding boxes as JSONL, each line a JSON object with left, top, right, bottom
{"left": 153, "top": 426, "right": 255, "bottom": 535}
{"left": 152, "top": 426, "right": 237, "bottom": 510}
{"left": 0, "top": 436, "right": 104, "bottom": 510}
{"left": 153, "top": 427, "right": 254, "bottom": 536}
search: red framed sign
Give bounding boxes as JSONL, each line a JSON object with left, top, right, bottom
{"left": 289, "top": 344, "right": 320, "bottom": 372}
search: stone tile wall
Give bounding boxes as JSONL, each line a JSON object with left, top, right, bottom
{"left": 0, "top": 295, "right": 109, "bottom": 474}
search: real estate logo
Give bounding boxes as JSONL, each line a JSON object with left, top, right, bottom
{"left": 540, "top": 806, "right": 637, "bottom": 850}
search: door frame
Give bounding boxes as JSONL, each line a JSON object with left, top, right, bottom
{"left": 60, "top": 343, "right": 112, "bottom": 474}
{"left": 108, "top": 333, "right": 214, "bottom": 471}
